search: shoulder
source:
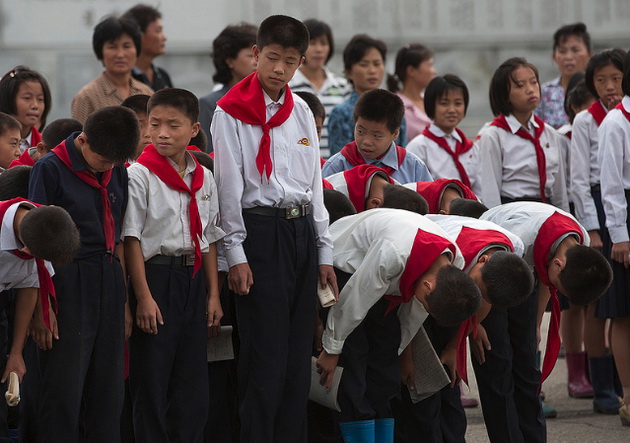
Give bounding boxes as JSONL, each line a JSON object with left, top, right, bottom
{"left": 131, "top": 78, "right": 155, "bottom": 95}
{"left": 74, "top": 76, "right": 103, "bottom": 98}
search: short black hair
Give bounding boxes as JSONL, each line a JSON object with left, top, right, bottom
{"left": 564, "top": 77, "right": 593, "bottom": 123}
{"left": 41, "top": 118, "right": 83, "bottom": 150}
{"left": 121, "top": 94, "right": 150, "bottom": 116}
{"left": 481, "top": 251, "right": 534, "bottom": 308}
{"left": 0, "top": 165, "right": 31, "bottom": 199}
{"left": 426, "top": 264, "right": 481, "bottom": 327}
{"left": 553, "top": 22, "right": 591, "bottom": 53}
{"left": 303, "top": 19, "right": 335, "bottom": 64}
{"left": 559, "top": 244, "right": 613, "bottom": 305}
{"left": 353, "top": 89, "right": 404, "bottom": 134}
{"left": 123, "top": 4, "right": 161, "bottom": 32}
{"left": 83, "top": 106, "right": 139, "bottom": 163}
{"left": 148, "top": 88, "right": 199, "bottom": 124}
{"left": 343, "top": 34, "right": 387, "bottom": 73}
{"left": 0, "top": 66, "right": 52, "bottom": 128}
{"left": 92, "top": 15, "right": 142, "bottom": 60}
{"left": 20, "top": 206, "right": 81, "bottom": 265}
{"left": 189, "top": 150, "right": 214, "bottom": 172}
{"left": 381, "top": 185, "right": 428, "bottom": 215}
{"left": 387, "top": 43, "right": 433, "bottom": 92}
{"left": 257, "top": 15, "right": 309, "bottom": 56}
{"left": 294, "top": 91, "right": 326, "bottom": 121}
{"left": 190, "top": 130, "right": 208, "bottom": 152}
{"left": 323, "top": 188, "right": 356, "bottom": 224}
{"left": 585, "top": 49, "right": 626, "bottom": 99}
{"left": 489, "top": 57, "right": 540, "bottom": 117}
{"left": 424, "top": 74, "right": 469, "bottom": 120}
{"left": 448, "top": 198, "right": 488, "bottom": 219}
{"left": 0, "top": 112, "right": 21, "bottom": 137}
{"left": 211, "top": 23, "right": 258, "bottom": 85}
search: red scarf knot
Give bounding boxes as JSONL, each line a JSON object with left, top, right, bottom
{"left": 422, "top": 127, "right": 473, "bottom": 188}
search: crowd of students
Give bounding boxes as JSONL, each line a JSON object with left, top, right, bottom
{"left": 0, "top": 8, "right": 628, "bottom": 443}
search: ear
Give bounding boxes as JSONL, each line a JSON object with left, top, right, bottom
{"left": 366, "top": 196, "right": 383, "bottom": 210}
{"left": 225, "top": 57, "right": 235, "bottom": 70}
{"left": 392, "top": 128, "right": 400, "bottom": 141}
{"left": 422, "top": 278, "right": 434, "bottom": 294}
{"left": 191, "top": 122, "right": 201, "bottom": 139}
{"left": 438, "top": 209, "right": 447, "bottom": 215}
{"left": 252, "top": 45, "right": 260, "bottom": 61}
{"left": 36, "top": 141, "right": 47, "bottom": 155}
{"left": 405, "top": 64, "right": 416, "bottom": 78}
{"left": 298, "top": 55, "right": 305, "bottom": 68}
{"left": 477, "top": 254, "right": 489, "bottom": 264}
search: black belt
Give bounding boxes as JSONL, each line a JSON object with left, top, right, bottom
{"left": 146, "top": 254, "right": 195, "bottom": 267}
{"left": 243, "top": 204, "right": 311, "bottom": 219}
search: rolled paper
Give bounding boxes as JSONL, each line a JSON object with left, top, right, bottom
{"left": 5, "top": 372, "right": 20, "bottom": 407}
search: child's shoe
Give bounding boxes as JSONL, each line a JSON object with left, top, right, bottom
{"left": 620, "top": 400, "right": 630, "bottom": 427}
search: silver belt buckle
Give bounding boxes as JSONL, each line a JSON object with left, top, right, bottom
{"left": 183, "top": 255, "right": 195, "bottom": 266}
{"left": 286, "top": 206, "right": 301, "bottom": 219}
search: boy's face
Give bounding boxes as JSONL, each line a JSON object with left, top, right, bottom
{"left": 254, "top": 44, "right": 304, "bottom": 101}
{"left": 365, "top": 174, "right": 389, "bottom": 209}
{"left": 346, "top": 47, "right": 384, "bottom": 95}
{"left": 433, "top": 89, "right": 466, "bottom": 134}
{"left": 314, "top": 115, "right": 324, "bottom": 141}
{"left": 354, "top": 117, "right": 398, "bottom": 160}
{"left": 135, "top": 112, "right": 151, "bottom": 159}
{"left": 80, "top": 141, "right": 116, "bottom": 173}
{"left": 508, "top": 66, "right": 540, "bottom": 115}
{"left": 142, "top": 19, "right": 167, "bottom": 58}
{"left": 149, "top": 105, "right": 200, "bottom": 160}
{"left": 0, "top": 127, "right": 21, "bottom": 169}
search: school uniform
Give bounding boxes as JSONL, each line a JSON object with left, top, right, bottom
{"left": 478, "top": 202, "right": 589, "bottom": 443}
{"left": 28, "top": 132, "right": 128, "bottom": 443}
{"left": 556, "top": 123, "right": 572, "bottom": 204}
{"left": 122, "top": 147, "right": 225, "bottom": 443}
{"left": 406, "top": 124, "right": 481, "bottom": 195}
{"left": 324, "top": 209, "right": 464, "bottom": 424}
{"left": 212, "top": 72, "right": 332, "bottom": 443}
{"left": 598, "top": 96, "right": 630, "bottom": 318}
{"left": 402, "top": 178, "right": 478, "bottom": 214}
{"left": 322, "top": 141, "right": 432, "bottom": 184}
{"left": 19, "top": 127, "right": 42, "bottom": 154}
{"left": 478, "top": 114, "right": 569, "bottom": 211}
{"left": 324, "top": 164, "right": 394, "bottom": 212}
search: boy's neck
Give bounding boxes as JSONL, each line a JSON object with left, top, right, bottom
{"left": 168, "top": 149, "right": 188, "bottom": 173}
{"left": 552, "top": 235, "right": 579, "bottom": 261}
{"left": 512, "top": 110, "right": 533, "bottom": 128}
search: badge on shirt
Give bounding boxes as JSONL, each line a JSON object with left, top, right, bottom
{"left": 202, "top": 194, "right": 211, "bottom": 201}
{"left": 297, "top": 137, "right": 311, "bottom": 146}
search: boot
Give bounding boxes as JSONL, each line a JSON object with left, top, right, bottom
{"left": 566, "top": 352, "right": 594, "bottom": 398}
{"left": 374, "top": 418, "right": 394, "bottom": 443}
{"left": 620, "top": 400, "right": 630, "bottom": 427}
{"left": 339, "top": 420, "right": 375, "bottom": 443}
{"left": 588, "top": 355, "right": 622, "bottom": 414}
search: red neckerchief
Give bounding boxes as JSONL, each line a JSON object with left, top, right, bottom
{"left": 52, "top": 140, "right": 115, "bottom": 253}
{"left": 320, "top": 157, "right": 326, "bottom": 168}
{"left": 534, "top": 211, "right": 583, "bottom": 383}
{"left": 454, "top": 226, "right": 514, "bottom": 384}
{"left": 384, "top": 229, "right": 457, "bottom": 314}
{"left": 491, "top": 114, "right": 547, "bottom": 203}
{"left": 414, "top": 178, "right": 478, "bottom": 214}
{"left": 137, "top": 144, "right": 204, "bottom": 275}
{"left": 616, "top": 101, "right": 630, "bottom": 122}
{"left": 422, "top": 127, "right": 473, "bottom": 188}
{"left": 29, "top": 127, "right": 42, "bottom": 147}
{"left": 217, "top": 72, "right": 294, "bottom": 180}
{"left": 322, "top": 179, "right": 334, "bottom": 190}
{"left": 0, "top": 198, "right": 57, "bottom": 330}
{"left": 564, "top": 131, "right": 572, "bottom": 140}
{"left": 339, "top": 141, "right": 407, "bottom": 176}
{"left": 343, "top": 165, "right": 393, "bottom": 212}
{"left": 9, "top": 149, "right": 35, "bottom": 168}
{"left": 588, "top": 101, "right": 607, "bottom": 126}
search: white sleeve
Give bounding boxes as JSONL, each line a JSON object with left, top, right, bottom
{"left": 570, "top": 114, "right": 599, "bottom": 230}
{"left": 121, "top": 165, "right": 149, "bottom": 241}
{"left": 549, "top": 130, "right": 570, "bottom": 212}
{"left": 477, "top": 129, "right": 504, "bottom": 208}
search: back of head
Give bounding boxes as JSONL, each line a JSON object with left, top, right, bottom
{"left": 121, "top": 94, "right": 150, "bottom": 116}
{"left": 41, "top": 118, "right": 83, "bottom": 150}
{"left": 83, "top": 106, "right": 139, "bottom": 163}
{"left": 489, "top": 57, "right": 539, "bottom": 117}
{"left": 92, "top": 15, "right": 142, "bottom": 60}
{"left": 123, "top": 4, "right": 161, "bottom": 32}
{"left": 353, "top": 89, "right": 404, "bottom": 134}
{"left": 189, "top": 150, "right": 214, "bottom": 172}
{"left": 426, "top": 264, "right": 481, "bottom": 327}
{"left": 389, "top": 43, "right": 433, "bottom": 92}
{"left": 0, "top": 166, "right": 31, "bottom": 199}
{"left": 21, "top": 206, "right": 81, "bottom": 264}
{"left": 148, "top": 88, "right": 199, "bottom": 124}
{"left": 424, "top": 74, "right": 469, "bottom": 119}
{"left": 448, "top": 198, "right": 488, "bottom": 219}
{"left": 553, "top": 22, "right": 591, "bottom": 53}
{"left": 190, "top": 130, "right": 208, "bottom": 152}
{"left": 0, "top": 112, "right": 21, "bottom": 138}
{"left": 481, "top": 251, "right": 534, "bottom": 308}
{"left": 563, "top": 75, "right": 593, "bottom": 123}
{"left": 585, "top": 48, "right": 627, "bottom": 99}
{"left": 381, "top": 185, "right": 428, "bottom": 215}
{"left": 211, "top": 23, "right": 258, "bottom": 84}
{"left": 303, "top": 19, "right": 335, "bottom": 63}
{"left": 294, "top": 91, "right": 326, "bottom": 121}
{"left": 560, "top": 244, "right": 613, "bottom": 305}
{"left": 323, "top": 189, "right": 356, "bottom": 224}
{"left": 257, "top": 15, "right": 309, "bottom": 56}
{"left": 0, "top": 66, "right": 52, "bottom": 128}
{"left": 343, "top": 34, "right": 387, "bottom": 73}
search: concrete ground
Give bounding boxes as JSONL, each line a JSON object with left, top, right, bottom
{"left": 463, "top": 313, "right": 629, "bottom": 442}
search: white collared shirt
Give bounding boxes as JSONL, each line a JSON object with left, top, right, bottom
{"left": 1, "top": 201, "right": 54, "bottom": 291}
{"left": 406, "top": 123, "right": 481, "bottom": 195}
{"left": 478, "top": 114, "right": 568, "bottom": 211}
{"left": 321, "top": 208, "right": 464, "bottom": 355}
{"left": 122, "top": 152, "right": 225, "bottom": 260}
{"left": 212, "top": 90, "right": 332, "bottom": 267}
{"left": 599, "top": 96, "right": 630, "bottom": 243}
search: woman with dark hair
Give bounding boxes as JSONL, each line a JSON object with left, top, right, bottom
{"left": 71, "top": 15, "right": 154, "bottom": 123}
{"left": 198, "top": 23, "right": 257, "bottom": 151}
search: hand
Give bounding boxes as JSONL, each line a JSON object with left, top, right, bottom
{"left": 611, "top": 242, "right": 630, "bottom": 267}
{"left": 2, "top": 353, "right": 26, "bottom": 383}
{"left": 469, "top": 324, "right": 490, "bottom": 365}
{"left": 440, "top": 345, "right": 459, "bottom": 388}
{"left": 124, "top": 300, "right": 133, "bottom": 340}
{"left": 206, "top": 295, "right": 223, "bottom": 328}
{"left": 30, "top": 302, "right": 58, "bottom": 351}
{"left": 400, "top": 350, "right": 416, "bottom": 390}
{"left": 228, "top": 263, "right": 253, "bottom": 295}
{"left": 316, "top": 349, "right": 339, "bottom": 390}
{"left": 135, "top": 296, "right": 163, "bottom": 334}
{"left": 208, "top": 325, "right": 221, "bottom": 339}
{"left": 313, "top": 314, "right": 324, "bottom": 354}
{"left": 607, "top": 94, "right": 623, "bottom": 110}
{"left": 318, "top": 265, "right": 338, "bottom": 301}
{"left": 588, "top": 230, "right": 603, "bottom": 251}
